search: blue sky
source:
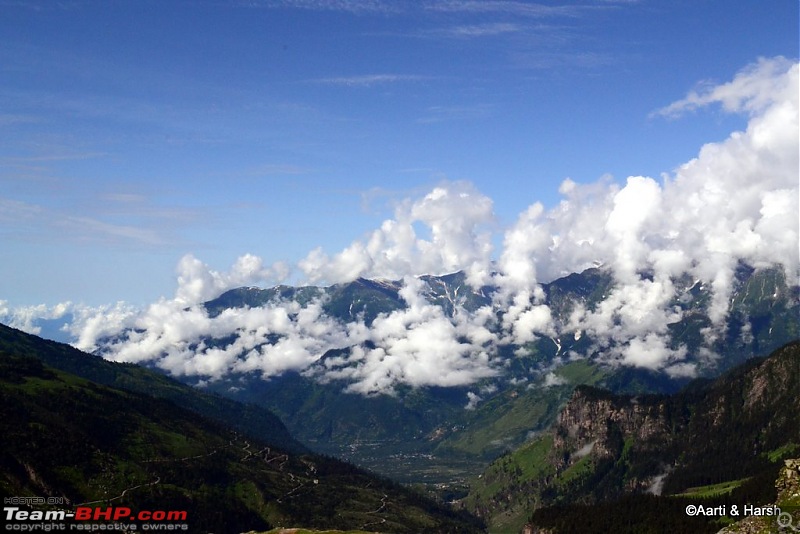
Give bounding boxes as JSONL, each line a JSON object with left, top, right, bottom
{"left": 1, "top": 0, "right": 798, "bottom": 308}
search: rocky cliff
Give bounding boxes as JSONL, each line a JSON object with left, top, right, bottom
{"left": 468, "top": 341, "right": 800, "bottom": 533}
{"left": 550, "top": 341, "right": 800, "bottom": 499}
{"left": 552, "top": 386, "right": 676, "bottom": 475}
{"left": 716, "top": 458, "right": 800, "bottom": 534}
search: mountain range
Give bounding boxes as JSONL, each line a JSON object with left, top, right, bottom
{"left": 3, "top": 262, "right": 798, "bottom": 533}
{"left": 2, "top": 321, "right": 797, "bottom": 533}
{"left": 178, "top": 264, "right": 798, "bottom": 486}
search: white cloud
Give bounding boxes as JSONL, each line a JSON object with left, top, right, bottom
{"left": 6, "top": 57, "right": 798, "bottom": 393}
{"left": 617, "top": 333, "right": 687, "bottom": 371}
{"left": 310, "top": 275, "right": 499, "bottom": 394}
{"left": 431, "top": 23, "right": 523, "bottom": 38}
{"left": 653, "top": 56, "right": 797, "bottom": 118}
{"left": 465, "top": 391, "right": 482, "bottom": 410}
{"left": 425, "top": 1, "right": 583, "bottom": 18}
{"left": 0, "top": 193, "right": 198, "bottom": 248}
{"left": 492, "top": 56, "right": 798, "bottom": 367}
{"left": 175, "top": 253, "right": 288, "bottom": 305}
{"left": 0, "top": 301, "right": 72, "bottom": 336}
{"left": 254, "top": 0, "right": 403, "bottom": 15}
{"left": 604, "top": 176, "right": 662, "bottom": 281}
{"left": 69, "top": 302, "right": 138, "bottom": 353}
{"left": 299, "top": 181, "right": 495, "bottom": 286}
{"left": 312, "top": 74, "right": 427, "bottom": 87}
{"left": 543, "top": 372, "right": 567, "bottom": 387}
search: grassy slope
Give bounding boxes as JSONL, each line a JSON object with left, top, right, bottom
{"left": 0, "top": 340, "right": 484, "bottom": 533}
{"left": 0, "top": 322, "right": 304, "bottom": 453}
{"left": 437, "top": 360, "right": 606, "bottom": 460}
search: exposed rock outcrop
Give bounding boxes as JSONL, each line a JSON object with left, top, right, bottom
{"left": 717, "top": 458, "right": 800, "bottom": 534}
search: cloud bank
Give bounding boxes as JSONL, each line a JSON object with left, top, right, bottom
{"left": 3, "top": 57, "right": 798, "bottom": 395}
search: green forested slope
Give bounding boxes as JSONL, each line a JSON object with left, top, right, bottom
{"left": 0, "top": 329, "right": 484, "bottom": 534}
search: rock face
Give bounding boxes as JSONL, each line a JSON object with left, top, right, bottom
{"left": 493, "top": 342, "right": 800, "bottom": 534}
{"left": 548, "top": 341, "right": 800, "bottom": 498}
{"left": 547, "top": 385, "right": 685, "bottom": 496}
{"left": 776, "top": 458, "right": 800, "bottom": 505}
{"left": 553, "top": 387, "right": 675, "bottom": 465}
{"left": 716, "top": 458, "right": 800, "bottom": 534}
